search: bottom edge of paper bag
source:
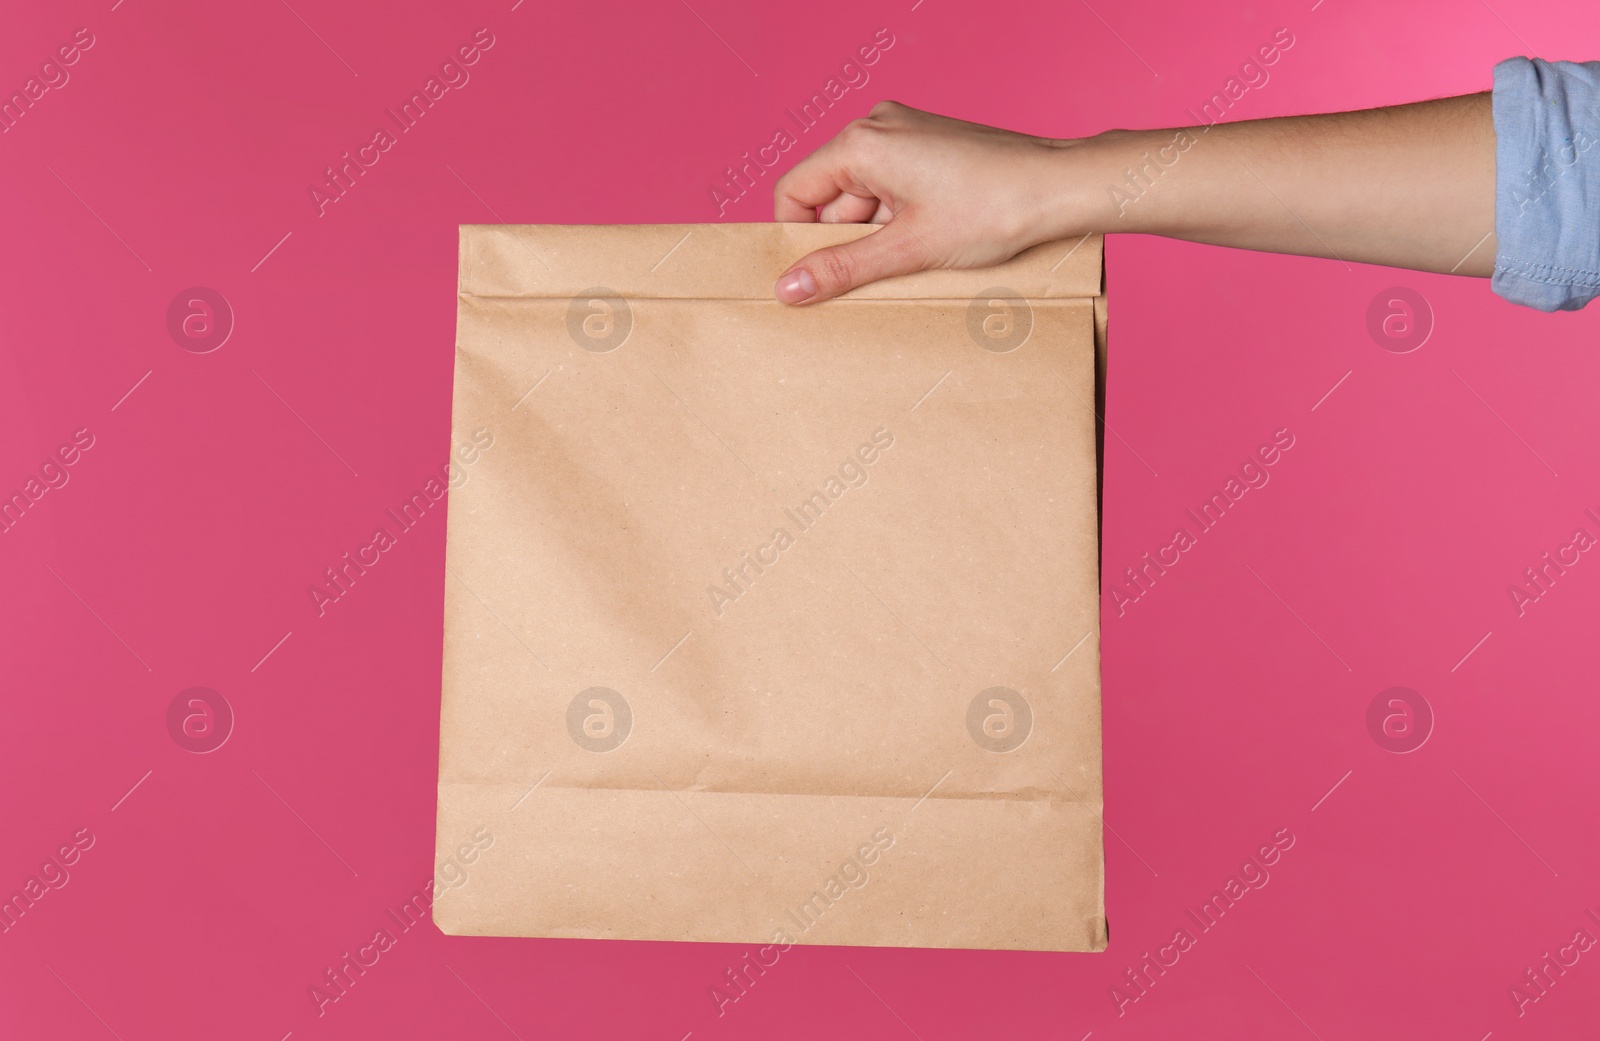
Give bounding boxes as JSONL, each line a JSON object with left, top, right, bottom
{"left": 433, "top": 909, "right": 1108, "bottom": 954}
{"left": 432, "top": 781, "right": 1107, "bottom": 953}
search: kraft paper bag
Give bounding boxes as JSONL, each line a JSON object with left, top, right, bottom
{"left": 434, "top": 222, "right": 1107, "bottom": 952}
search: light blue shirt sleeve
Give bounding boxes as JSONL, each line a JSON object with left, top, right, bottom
{"left": 1492, "top": 57, "right": 1600, "bottom": 311}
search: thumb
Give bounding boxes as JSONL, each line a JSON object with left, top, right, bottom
{"left": 774, "top": 221, "right": 930, "bottom": 305}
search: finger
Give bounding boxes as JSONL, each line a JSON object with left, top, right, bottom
{"left": 773, "top": 219, "right": 928, "bottom": 305}
{"left": 818, "top": 192, "right": 882, "bottom": 224}
{"left": 773, "top": 137, "right": 871, "bottom": 222}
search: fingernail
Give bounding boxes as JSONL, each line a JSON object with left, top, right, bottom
{"left": 775, "top": 268, "right": 817, "bottom": 303}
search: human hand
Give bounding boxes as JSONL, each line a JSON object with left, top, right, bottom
{"left": 772, "top": 101, "right": 1081, "bottom": 304}
{"left": 772, "top": 93, "right": 1501, "bottom": 302}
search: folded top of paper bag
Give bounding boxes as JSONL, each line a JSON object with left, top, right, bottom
{"left": 458, "top": 221, "right": 1103, "bottom": 300}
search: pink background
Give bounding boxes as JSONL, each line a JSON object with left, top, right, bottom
{"left": 4, "top": 0, "right": 1599, "bottom": 1037}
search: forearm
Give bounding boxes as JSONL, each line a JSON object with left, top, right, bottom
{"left": 1045, "top": 93, "right": 1497, "bottom": 276}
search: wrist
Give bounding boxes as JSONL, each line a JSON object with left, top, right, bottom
{"left": 1031, "top": 128, "right": 1192, "bottom": 241}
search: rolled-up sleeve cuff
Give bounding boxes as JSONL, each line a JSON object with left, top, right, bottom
{"left": 1492, "top": 56, "right": 1600, "bottom": 311}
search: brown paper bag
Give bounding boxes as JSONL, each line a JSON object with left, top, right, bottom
{"left": 434, "top": 223, "right": 1107, "bottom": 952}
